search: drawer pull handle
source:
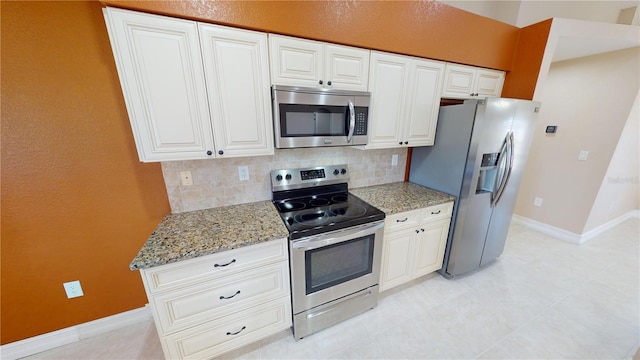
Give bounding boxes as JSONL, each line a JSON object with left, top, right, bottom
{"left": 226, "top": 326, "right": 246, "bottom": 336}
{"left": 396, "top": 217, "right": 409, "bottom": 223}
{"left": 219, "top": 290, "right": 241, "bottom": 300}
{"left": 214, "top": 259, "right": 236, "bottom": 268}
{"left": 431, "top": 210, "right": 441, "bottom": 214}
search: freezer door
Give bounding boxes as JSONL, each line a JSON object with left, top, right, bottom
{"left": 480, "top": 100, "right": 539, "bottom": 266}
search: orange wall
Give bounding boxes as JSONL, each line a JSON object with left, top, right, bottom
{"left": 1, "top": 1, "right": 170, "bottom": 344}
{"left": 1, "top": 0, "right": 549, "bottom": 345}
{"left": 502, "top": 19, "right": 553, "bottom": 99}
{"left": 103, "top": 0, "right": 520, "bottom": 71}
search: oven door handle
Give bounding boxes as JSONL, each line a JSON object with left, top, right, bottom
{"left": 291, "top": 221, "right": 384, "bottom": 251}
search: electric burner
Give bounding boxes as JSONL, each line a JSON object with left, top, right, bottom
{"left": 270, "top": 165, "right": 385, "bottom": 240}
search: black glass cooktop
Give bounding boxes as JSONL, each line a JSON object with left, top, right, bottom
{"left": 272, "top": 184, "right": 385, "bottom": 240}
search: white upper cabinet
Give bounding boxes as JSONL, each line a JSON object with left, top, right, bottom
{"left": 269, "top": 35, "right": 370, "bottom": 91}
{"left": 441, "top": 63, "right": 505, "bottom": 99}
{"left": 104, "top": 8, "right": 215, "bottom": 162}
{"left": 365, "top": 51, "right": 445, "bottom": 149}
{"left": 198, "top": 24, "right": 273, "bottom": 157}
{"left": 103, "top": 7, "right": 273, "bottom": 162}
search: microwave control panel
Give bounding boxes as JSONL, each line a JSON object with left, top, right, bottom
{"left": 354, "top": 108, "right": 368, "bottom": 135}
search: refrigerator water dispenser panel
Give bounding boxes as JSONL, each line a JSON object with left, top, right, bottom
{"left": 477, "top": 152, "right": 500, "bottom": 194}
{"left": 481, "top": 153, "right": 500, "bottom": 167}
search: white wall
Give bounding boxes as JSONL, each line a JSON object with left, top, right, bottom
{"left": 584, "top": 91, "right": 640, "bottom": 231}
{"left": 515, "top": 47, "right": 640, "bottom": 234}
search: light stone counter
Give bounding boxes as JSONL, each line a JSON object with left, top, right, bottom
{"left": 350, "top": 182, "right": 455, "bottom": 215}
{"left": 130, "top": 200, "right": 288, "bottom": 270}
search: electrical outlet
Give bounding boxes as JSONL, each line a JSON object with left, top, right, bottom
{"left": 238, "top": 166, "right": 249, "bottom": 181}
{"left": 180, "top": 171, "right": 193, "bottom": 186}
{"left": 392, "top": 154, "right": 398, "bottom": 166}
{"left": 534, "top": 197, "right": 543, "bottom": 207}
{"left": 63, "top": 280, "right": 84, "bottom": 299}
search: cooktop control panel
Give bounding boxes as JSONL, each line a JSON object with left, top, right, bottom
{"left": 271, "top": 165, "right": 349, "bottom": 192}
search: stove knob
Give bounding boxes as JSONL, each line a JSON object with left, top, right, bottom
{"left": 341, "top": 168, "right": 347, "bottom": 175}
{"left": 285, "top": 173, "right": 292, "bottom": 180}
{"left": 276, "top": 174, "right": 283, "bottom": 181}
{"left": 333, "top": 169, "right": 340, "bottom": 176}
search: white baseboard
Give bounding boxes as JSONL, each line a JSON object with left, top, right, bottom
{"left": 580, "top": 210, "right": 640, "bottom": 243}
{"left": 511, "top": 214, "right": 583, "bottom": 244}
{"left": 512, "top": 210, "right": 639, "bottom": 245}
{"left": 0, "top": 306, "right": 151, "bottom": 360}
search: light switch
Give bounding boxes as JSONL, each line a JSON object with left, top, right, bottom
{"left": 578, "top": 150, "right": 589, "bottom": 161}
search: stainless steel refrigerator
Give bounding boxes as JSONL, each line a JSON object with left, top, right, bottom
{"left": 409, "top": 98, "right": 540, "bottom": 278}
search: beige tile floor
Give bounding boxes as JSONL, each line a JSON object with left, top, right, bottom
{"left": 24, "top": 219, "right": 639, "bottom": 359}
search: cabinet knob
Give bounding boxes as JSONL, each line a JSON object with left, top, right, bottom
{"left": 218, "top": 150, "right": 224, "bottom": 155}
{"left": 319, "top": 80, "right": 323, "bottom": 85}
{"left": 421, "top": 228, "right": 425, "bottom": 232}
{"left": 404, "top": 141, "right": 408, "bottom": 145}
{"left": 415, "top": 229, "right": 420, "bottom": 233}
{"left": 206, "top": 150, "right": 213, "bottom": 156}
{"left": 327, "top": 81, "right": 332, "bottom": 86}
{"left": 399, "top": 142, "right": 403, "bottom": 145}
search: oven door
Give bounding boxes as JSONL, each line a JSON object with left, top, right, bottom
{"left": 289, "top": 221, "right": 384, "bottom": 314}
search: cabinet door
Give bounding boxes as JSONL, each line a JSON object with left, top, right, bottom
{"left": 380, "top": 228, "right": 416, "bottom": 292}
{"left": 365, "top": 51, "right": 409, "bottom": 149}
{"left": 269, "top": 35, "right": 323, "bottom": 88}
{"left": 103, "top": 8, "right": 215, "bottom": 162}
{"left": 441, "top": 63, "right": 475, "bottom": 99}
{"left": 475, "top": 69, "right": 505, "bottom": 98}
{"left": 413, "top": 218, "right": 450, "bottom": 278}
{"left": 199, "top": 24, "right": 274, "bottom": 158}
{"left": 404, "top": 59, "right": 445, "bottom": 147}
{"left": 324, "top": 44, "right": 370, "bottom": 91}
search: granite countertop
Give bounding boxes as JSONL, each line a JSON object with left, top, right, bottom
{"left": 130, "top": 200, "right": 288, "bottom": 270}
{"left": 131, "top": 182, "right": 454, "bottom": 270}
{"left": 350, "top": 181, "right": 455, "bottom": 215}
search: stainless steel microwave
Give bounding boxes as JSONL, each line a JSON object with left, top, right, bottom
{"left": 272, "top": 85, "right": 371, "bottom": 148}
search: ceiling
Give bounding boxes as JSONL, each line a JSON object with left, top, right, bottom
{"left": 441, "top": 0, "right": 640, "bottom": 62}
{"left": 553, "top": 34, "right": 640, "bottom": 62}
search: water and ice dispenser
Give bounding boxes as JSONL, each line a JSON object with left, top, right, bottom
{"left": 476, "top": 153, "right": 500, "bottom": 194}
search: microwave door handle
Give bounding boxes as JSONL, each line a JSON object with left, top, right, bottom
{"left": 347, "top": 100, "right": 355, "bottom": 142}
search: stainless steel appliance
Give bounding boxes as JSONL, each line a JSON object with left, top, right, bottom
{"left": 272, "top": 86, "right": 370, "bottom": 148}
{"left": 270, "top": 165, "right": 385, "bottom": 339}
{"left": 409, "top": 98, "right": 540, "bottom": 278}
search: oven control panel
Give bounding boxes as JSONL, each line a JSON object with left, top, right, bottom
{"left": 271, "top": 165, "right": 349, "bottom": 192}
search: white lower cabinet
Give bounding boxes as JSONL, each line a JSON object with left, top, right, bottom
{"left": 140, "top": 238, "right": 291, "bottom": 359}
{"left": 380, "top": 202, "right": 453, "bottom": 292}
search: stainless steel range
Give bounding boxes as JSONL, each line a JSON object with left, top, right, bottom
{"left": 270, "top": 165, "right": 385, "bottom": 339}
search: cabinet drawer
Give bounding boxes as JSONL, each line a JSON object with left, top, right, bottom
{"left": 142, "top": 238, "right": 287, "bottom": 294}
{"left": 421, "top": 202, "right": 453, "bottom": 222}
{"left": 163, "top": 297, "right": 292, "bottom": 360}
{"left": 385, "top": 209, "right": 421, "bottom": 232}
{"left": 152, "top": 261, "right": 290, "bottom": 334}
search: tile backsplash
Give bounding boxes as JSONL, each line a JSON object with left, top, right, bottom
{"left": 161, "top": 147, "right": 408, "bottom": 213}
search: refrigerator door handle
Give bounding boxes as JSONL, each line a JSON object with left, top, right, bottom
{"left": 491, "top": 134, "right": 509, "bottom": 207}
{"left": 492, "top": 132, "right": 514, "bottom": 207}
